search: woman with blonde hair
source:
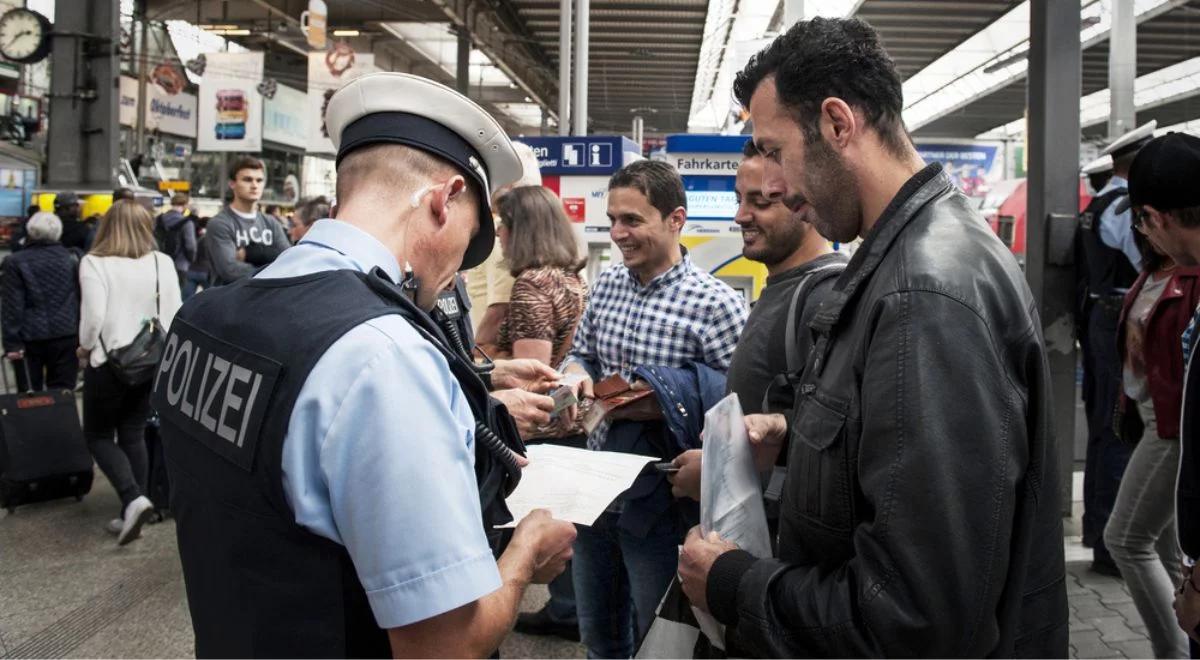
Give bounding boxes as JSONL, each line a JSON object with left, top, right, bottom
{"left": 78, "top": 200, "right": 182, "bottom": 545}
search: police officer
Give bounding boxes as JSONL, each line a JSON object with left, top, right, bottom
{"left": 1078, "top": 120, "right": 1156, "bottom": 576}
{"left": 152, "top": 72, "right": 576, "bottom": 658}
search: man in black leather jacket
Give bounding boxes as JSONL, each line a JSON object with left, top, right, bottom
{"left": 676, "top": 17, "right": 1068, "bottom": 657}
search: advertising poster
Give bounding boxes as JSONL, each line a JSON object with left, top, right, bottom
{"left": 197, "top": 52, "right": 264, "bottom": 152}
{"left": 915, "top": 142, "right": 1002, "bottom": 199}
{"left": 264, "top": 84, "right": 308, "bottom": 148}
{"left": 307, "top": 50, "right": 374, "bottom": 154}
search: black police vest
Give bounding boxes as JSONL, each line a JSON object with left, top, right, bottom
{"left": 151, "top": 268, "right": 522, "bottom": 658}
{"left": 1079, "top": 188, "right": 1139, "bottom": 297}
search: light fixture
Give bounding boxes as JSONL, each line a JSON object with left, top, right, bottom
{"left": 332, "top": 29, "right": 360, "bottom": 37}
{"left": 199, "top": 24, "right": 239, "bottom": 31}
{"left": 208, "top": 28, "right": 250, "bottom": 36}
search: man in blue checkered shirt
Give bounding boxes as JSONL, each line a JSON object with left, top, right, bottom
{"left": 561, "top": 160, "right": 748, "bottom": 658}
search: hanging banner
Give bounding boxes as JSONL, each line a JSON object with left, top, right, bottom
{"left": 307, "top": 49, "right": 374, "bottom": 154}
{"left": 197, "top": 51, "right": 265, "bottom": 152}
{"left": 263, "top": 84, "right": 308, "bottom": 148}
{"left": 118, "top": 75, "right": 198, "bottom": 139}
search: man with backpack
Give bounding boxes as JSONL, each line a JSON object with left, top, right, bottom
{"left": 155, "top": 192, "right": 197, "bottom": 287}
{"left": 666, "top": 138, "right": 847, "bottom": 499}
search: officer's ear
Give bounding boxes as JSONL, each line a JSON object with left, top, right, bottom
{"left": 430, "top": 176, "right": 469, "bottom": 228}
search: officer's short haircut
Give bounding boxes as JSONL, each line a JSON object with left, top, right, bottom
{"left": 742, "top": 139, "right": 761, "bottom": 159}
{"left": 229, "top": 156, "right": 265, "bottom": 181}
{"left": 733, "top": 17, "right": 911, "bottom": 158}
{"left": 608, "top": 160, "right": 686, "bottom": 220}
{"left": 334, "top": 143, "right": 478, "bottom": 211}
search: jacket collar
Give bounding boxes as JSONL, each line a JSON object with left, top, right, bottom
{"left": 810, "top": 163, "right": 952, "bottom": 336}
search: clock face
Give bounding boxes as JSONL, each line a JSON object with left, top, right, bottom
{"left": 0, "top": 9, "right": 47, "bottom": 63}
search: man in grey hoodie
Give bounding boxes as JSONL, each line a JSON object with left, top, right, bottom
{"left": 156, "top": 191, "right": 198, "bottom": 286}
{"left": 205, "top": 156, "right": 291, "bottom": 286}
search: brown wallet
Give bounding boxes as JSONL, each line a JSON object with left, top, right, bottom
{"left": 581, "top": 374, "right": 663, "bottom": 433}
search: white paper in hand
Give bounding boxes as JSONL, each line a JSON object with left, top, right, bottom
{"left": 501, "top": 443, "right": 657, "bottom": 527}
{"left": 695, "top": 393, "right": 772, "bottom": 649}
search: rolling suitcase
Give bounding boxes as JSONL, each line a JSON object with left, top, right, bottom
{"left": 0, "top": 359, "right": 92, "bottom": 513}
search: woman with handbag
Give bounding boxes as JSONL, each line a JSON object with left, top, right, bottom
{"left": 1105, "top": 230, "right": 1200, "bottom": 658}
{"left": 78, "top": 200, "right": 182, "bottom": 545}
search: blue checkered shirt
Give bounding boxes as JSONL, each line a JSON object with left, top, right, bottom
{"left": 564, "top": 253, "right": 748, "bottom": 449}
{"left": 1185, "top": 304, "right": 1200, "bottom": 364}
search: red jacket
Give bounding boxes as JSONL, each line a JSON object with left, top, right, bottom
{"left": 1118, "top": 266, "right": 1200, "bottom": 439}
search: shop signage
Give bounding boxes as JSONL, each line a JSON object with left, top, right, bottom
{"left": 307, "top": 52, "right": 374, "bottom": 154}
{"left": 119, "top": 75, "right": 198, "bottom": 139}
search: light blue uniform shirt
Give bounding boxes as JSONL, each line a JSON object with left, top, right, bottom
{"left": 255, "top": 219, "right": 501, "bottom": 629}
{"left": 1097, "top": 175, "right": 1143, "bottom": 275}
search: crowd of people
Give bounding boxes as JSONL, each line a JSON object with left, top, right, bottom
{"left": 8, "top": 13, "right": 1200, "bottom": 659}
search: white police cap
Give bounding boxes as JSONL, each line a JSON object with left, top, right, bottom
{"left": 1101, "top": 120, "right": 1157, "bottom": 159}
{"left": 1081, "top": 155, "right": 1113, "bottom": 175}
{"left": 324, "top": 72, "right": 525, "bottom": 270}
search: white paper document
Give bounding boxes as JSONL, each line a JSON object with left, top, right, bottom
{"left": 696, "top": 393, "right": 773, "bottom": 649}
{"left": 501, "top": 444, "right": 658, "bottom": 527}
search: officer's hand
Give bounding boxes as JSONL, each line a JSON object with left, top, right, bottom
{"left": 491, "top": 389, "right": 555, "bottom": 436}
{"left": 491, "top": 359, "right": 559, "bottom": 393}
{"left": 669, "top": 449, "right": 702, "bottom": 501}
{"left": 511, "top": 509, "right": 577, "bottom": 584}
{"left": 746, "top": 413, "right": 788, "bottom": 473}
{"left": 235, "top": 247, "right": 246, "bottom": 262}
{"left": 4, "top": 351, "right": 22, "bottom": 361}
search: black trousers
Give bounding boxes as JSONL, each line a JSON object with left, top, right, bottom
{"left": 12, "top": 335, "right": 78, "bottom": 392}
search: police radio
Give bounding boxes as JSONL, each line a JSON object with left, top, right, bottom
{"left": 392, "top": 271, "right": 520, "bottom": 495}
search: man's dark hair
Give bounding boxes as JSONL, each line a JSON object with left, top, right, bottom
{"left": 229, "top": 156, "right": 265, "bottom": 180}
{"left": 112, "top": 187, "right": 136, "bottom": 202}
{"left": 295, "top": 196, "right": 331, "bottom": 227}
{"left": 25, "top": 204, "right": 38, "bottom": 217}
{"left": 265, "top": 204, "right": 280, "bottom": 215}
{"left": 1174, "top": 205, "right": 1200, "bottom": 229}
{"left": 742, "top": 139, "right": 760, "bottom": 158}
{"left": 733, "top": 17, "right": 911, "bottom": 156}
{"left": 1088, "top": 172, "right": 1112, "bottom": 194}
{"left": 608, "top": 160, "right": 686, "bottom": 220}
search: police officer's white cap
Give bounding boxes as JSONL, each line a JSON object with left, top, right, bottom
{"left": 1081, "top": 155, "right": 1113, "bottom": 175}
{"left": 324, "top": 72, "right": 525, "bottom": 270}
{"left": 1101, "top": 120, "right": 1158, "bottom": 159}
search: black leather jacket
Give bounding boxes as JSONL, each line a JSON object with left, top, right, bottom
{"left": 707, "top": 165, "right": 1068, "bottom": 657}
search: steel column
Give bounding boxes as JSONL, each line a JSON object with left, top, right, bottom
{"left": 558, "top": 0, "right": 571, "bottom": 135}
{"left": 572, "top": 0, "right": 589, "bottom": 135}
{"left": 456, "top": 26, "right": 471, "bottom": 96}
{"left": 1108, "top": 0, "right": 1137, "bottom": 138}
{"left": 47, "top": 0, "right": 121, "bottom": 189}
{"left": 1027, "top": 0, "right": 1082, "bottom": 515}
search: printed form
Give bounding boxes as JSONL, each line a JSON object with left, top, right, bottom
{"left": 502, "top": 443, "right": 657, "bottom": 527}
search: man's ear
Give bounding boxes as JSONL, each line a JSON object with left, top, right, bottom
{"left": 819, "top": 97, "right": 857, "bottom": 151}
{"left": 667, "top": 206, "right": 687, "bottom": 232}
{"left": 431, "top": 176, "right": 469, "bottom": 227}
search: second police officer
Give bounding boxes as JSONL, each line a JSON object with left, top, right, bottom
{"left": 1077, "top": 120, "right": 1157, "bottom": 576}
{"left": 151, "top": 72, "right": 577, "bottom": 658}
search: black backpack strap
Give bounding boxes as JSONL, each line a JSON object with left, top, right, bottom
{"left": 784, "top": 263, "right": 846, "bottom": 375}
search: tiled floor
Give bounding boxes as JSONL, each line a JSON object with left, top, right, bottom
{"left": 0, "top": 468, "right": 1161, "bottom": 659}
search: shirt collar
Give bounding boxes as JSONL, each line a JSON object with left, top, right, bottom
{"left": 298, "top": 219, "right": 403, "bottom": 282}
{"left": 624, "top": 247, "right": 694, "bottom": 292}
